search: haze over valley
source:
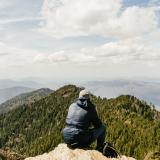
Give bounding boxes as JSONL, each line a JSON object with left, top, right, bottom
{"left": 0, "top": 78, "right": 160, "bottom": 111}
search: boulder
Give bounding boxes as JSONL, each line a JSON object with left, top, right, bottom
{"left": 0, "top": 149, "right": 25, "bottom": 160}
{"left": 144, "top": 151, "right": 160, "bottom": 160}
{"left": 25, "top": 143, "right": 136, "bottom": 160}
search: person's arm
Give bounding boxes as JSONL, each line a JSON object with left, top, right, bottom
{"left": 90, "top": 103, "right": 102, "bottom": 128}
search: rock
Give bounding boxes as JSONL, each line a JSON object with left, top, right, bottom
{"left": 0, "top": 149, "right": 26, "bottom": 160}
{"left": 144, "top": 151, "right": 160, "bottom": 160}
{"left": 25, "top": 143, "right": 136, "bottom": 160}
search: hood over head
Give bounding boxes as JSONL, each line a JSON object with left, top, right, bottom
{"left": 79, "top": 89, "right": 91, "bottom": 99}
{"left": 77, "top": 97, "right": 88, "bottom": 108}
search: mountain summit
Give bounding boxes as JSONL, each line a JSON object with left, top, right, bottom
{"left": 25, "top": 143, "right": 136, "bottom": 160}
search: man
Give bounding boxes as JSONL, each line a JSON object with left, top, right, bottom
{"left": 63, "top": 89, "right": 106, "bottom": 152}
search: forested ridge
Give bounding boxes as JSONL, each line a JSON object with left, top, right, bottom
{"left": 0, "top": 88, "right": 53, "bottom": 114}
{"left": 0, "top": 85, "right": 159, "bottom": 160}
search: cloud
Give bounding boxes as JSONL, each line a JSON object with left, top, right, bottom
{"left": 0, "top": 17, "right": 43, "bottom": 25}
{"left": 1, "top": 39, "right": 159, "bottom": 79}
{"left": 40, "top": 0, "right": 160, "bottom": 38}
{"left": 85, "top": 38, "right": 160, "bottom": 64}
{"left": 1, "top": 36, "right": 159, "bottom": 69}
{"left": 34, "top": 51, "right": 70, "bottom": 63}
{"left": 0, "top": 42, "right": 39, "bottom": 67}
{"left": 34, "top": 50, "right": 96, "bottom": 65}
{"left": 33, "top": 37, "right": 160, "bottom": 65}
{"left": 0, "top": 0, "right": 17, "bottom": 9}
{"left": 80, "top": 38, "right": 160, "bottom": 65}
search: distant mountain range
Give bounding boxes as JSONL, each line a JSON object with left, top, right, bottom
{"left": 0, "top": 79, "right": 46, "bottom": 104}
{"left": 0, "top": 87, "right": 35, "bottom": 104}
{"left": 83, "top": 80, "right": 160, "bottom": 110}
{"left": 1, "top": 79, "right": 160, "bottom": 110}
{"left": 0, "top": 79, "right": 43, "bottom": 89}
{"left": 0, "top": 88, "right": 54, "bottom": 114}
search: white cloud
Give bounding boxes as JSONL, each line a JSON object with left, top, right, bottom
{"left": 0, "top": 0, "right": 17, "bottom": 8}
{"left": 0, "top": 42, "right": 39, "bottom": 67}
{"left": 79, "top": 38, "right": 160, "bottom": 65}
{"left": 0, "top": 17, "right": 43, "bottom": 25}
{"left": 108, "top": 6, "right": 159, "bottom": 38}
{"left": 1, "top": 39, "right": 159, "bottom": 80}
{"left": 40, "top": 0, "right": 160, "bottom": 38}
{"left": 34, "top": 50, "right": 96, "bottom": 65}
{"left": 1, "top": 38, "right": 159, "bottom": 69}
{"left": 1, "top": 0, "right": 160, "bottom": 80}
{"left": 33, "top": 38, "right": 160, "bottom": 65}
{"left": 34, "top": 51, "right": 69, "bottom": 63}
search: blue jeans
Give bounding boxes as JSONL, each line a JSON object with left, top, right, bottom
{"left": 63, "top": 125, "right": 106, "bottom": 148}
{"left": 89, "top": 124, "right": 106, "bottom": 148}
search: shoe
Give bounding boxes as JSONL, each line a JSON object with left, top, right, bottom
{"left": 96, "top": 146, "right": 103, "bottom": 153}
{"left": 102, "top": 142, "right": 120, "bottom": 158}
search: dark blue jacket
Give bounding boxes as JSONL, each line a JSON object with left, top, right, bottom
{"left": 63, "top": 98, "right": 102, "bottom": 145}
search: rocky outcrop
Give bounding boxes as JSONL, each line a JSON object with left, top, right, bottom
{"left": 25, "top": 143, "right": 136, "bottom": 160}
{"left": 144, "top": 151, "right": 160, "bottom": 160}
{"left": 0, "top": 149, "right": 26, "bottom": 160}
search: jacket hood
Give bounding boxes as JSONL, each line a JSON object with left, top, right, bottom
{"left": 77, "top": 97, "right": 88, "bottom": 108}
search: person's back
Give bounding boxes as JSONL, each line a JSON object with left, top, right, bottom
{"left": 63, "top": 90, "right": 106, "bottom": 151}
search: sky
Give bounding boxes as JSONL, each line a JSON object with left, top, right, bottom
{"left": 0, "top": 0, "right": 160, "bottom": 83}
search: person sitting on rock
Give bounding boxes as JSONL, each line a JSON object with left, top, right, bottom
{"left": 63, "top": 89, "right": 106, "bottom": 152}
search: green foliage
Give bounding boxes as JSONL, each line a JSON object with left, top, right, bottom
{"left": 0, "top": 85, "right": 159, "bottom": 160}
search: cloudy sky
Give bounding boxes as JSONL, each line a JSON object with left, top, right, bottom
{"left": 0, "top": 0, "right": 160, "bottom": 82}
